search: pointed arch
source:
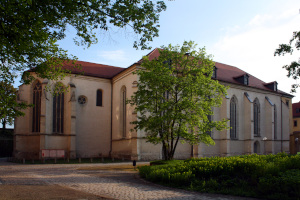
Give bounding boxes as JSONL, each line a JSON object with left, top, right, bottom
{"left": 120, "top": 86, "right": 127, "bottom": 138}
{"left": 254, "top": 141, "right": 260, "bottom": 154}
{"left": 253, "top": 98, "right": 260, "bottom": 137}
{"left": 230, "top": 95, "right": 238, "bottom": 139}
{"left": 53, "top": 83, "right": 65, "bottom": 134}
{"left": 32, "top": 81, "right": 42, "bottom": 132}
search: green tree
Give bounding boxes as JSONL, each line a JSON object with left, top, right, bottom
{"left": 0, "top": 0, "right": 167, "bottom": 84}
{"left": 0, "top": 82, "right": 31, "bottom": 130}
{"left": 129, "top": 41, "right": 228, "bottom": 160}
{"left": 274, "top": 31, "right": 300, "bottom": 92}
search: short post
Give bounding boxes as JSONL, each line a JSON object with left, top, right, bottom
{"left": 90, "top": 158, "right": 93, "bottom": 163}
{"left": 54, "top": 158, "right": 57, "bottom": 164}
{"left": 78, "top": 158, "right": 81, "bottom": 163}
{"left": 101, "top": 156, "right": 104, "bottom": 162}
{"left": 112, "top": 156, "right": 114, "bottom": 162}
{"left": 22, "top": 158, "right": 25, "bottom": 164}
{"left": 133, "top": 160, "right": 136, "bottom": 170}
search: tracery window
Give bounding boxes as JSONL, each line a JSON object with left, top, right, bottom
{"left": 121, "top": 86, "right": 126, "bottom": 138}
{"left": 32, "top": 81, "right": 42, "bottom": 132}
{"left": 230, "top": 96, "right": 237, "bottom": 139}
{"left": 53, "top": 85, "right": 64, "bottom": 133}
{"left": 254, "top": 98, "right": 260, "bottom": 137}
{"left": 96, "top": 89, "right": 102, "bottom": 106}
{"left": 274, "top": 105, "right": 277, "bottom": 140}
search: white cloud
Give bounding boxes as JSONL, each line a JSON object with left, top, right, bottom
{"left": 210, "top": 6, "right": 300, "bottom": 101}
{"left": 98, "top": 50, "right": 128, "bottom": 62}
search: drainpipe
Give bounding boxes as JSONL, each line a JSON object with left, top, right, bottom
{"left": 109, "top": 80, "right": 113, "bottom": 157}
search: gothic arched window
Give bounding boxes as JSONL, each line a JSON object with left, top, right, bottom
{"left": 274, "top": 104, "right": 277, "bottom": 140}
{"left": 230, "top": 96, "right": 237, "bottom": 139}
{"left": 53, "top": 84, "right": 64, "bottom": 134}
{"left": 96, "top": 89, "right": 103, "bottom": 106}
{"left": 254, "top": 98, "right": 260, "bottom": 137}
{"left": 120, "top": 86, "right": 126, "bottom": 138}
{"left": 32, "top": 81, "right": 42, "bottom": 132}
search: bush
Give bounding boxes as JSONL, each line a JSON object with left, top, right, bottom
{"left": 139, "top": 154, "right": 300, "bottom": 199}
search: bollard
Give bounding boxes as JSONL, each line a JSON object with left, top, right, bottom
{"left": 22, "top": 158, "right": 25, "bottom": 164}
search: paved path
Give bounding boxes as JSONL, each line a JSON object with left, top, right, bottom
{"left": 0, "top": 158, "right": 257, "bottom": 200}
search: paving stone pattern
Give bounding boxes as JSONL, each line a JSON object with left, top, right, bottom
{"left": 0, "top": 159, "right": 257, "bottom": 200}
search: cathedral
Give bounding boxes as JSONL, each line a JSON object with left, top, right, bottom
{"left": 14, "top": 48, "right": 293, "bottom": 160}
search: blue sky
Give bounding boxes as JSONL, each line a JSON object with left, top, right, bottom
{"left": 54, "top": 0, "right": 300, "bottom": 102}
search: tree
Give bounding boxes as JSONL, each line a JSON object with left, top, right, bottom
{"left": 0, "top": 81, "right": 31, "bottom": 130}
{"left": 0, "top": 0, "right": 167, "bottom": 84}
{"left": 274, "top": 31, "right": 300, "bottom": 92}
{"left": 129, "top": 41, "right": 228, "bottom": 160}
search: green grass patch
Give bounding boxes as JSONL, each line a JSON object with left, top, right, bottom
{"left": 139, "top": 153, "right": 300, "bottom": 200}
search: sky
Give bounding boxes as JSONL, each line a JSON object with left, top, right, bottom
{"left": 53, "top": 0, "right": 300, "bottom": 102}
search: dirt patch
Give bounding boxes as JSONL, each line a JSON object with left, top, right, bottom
{"left": 0, "top": 185, "right": 113, "bottom": 200}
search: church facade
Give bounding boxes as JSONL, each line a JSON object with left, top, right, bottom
{"left": 14, "top": 49, "right": 293, "bottom": 160}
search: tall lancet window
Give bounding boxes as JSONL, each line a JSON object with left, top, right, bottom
{"left": 32, "top": 81, "right": 42, "bottom": 132}
{"left": 274, "top": 105, "right": 277, "bottom": 140}
{"left": 53, "top": 85, "right": 64, "bottom": 134}
{"left": 121, "top": 86, "right": 126, "bottom": 138}
{"left": 254, "top": 98, "right": 260, "bottom": 136}
{"left": 230, "top": 96, "right": 237, "bottom": 139}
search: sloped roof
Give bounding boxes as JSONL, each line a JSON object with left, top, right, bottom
{"left": 136, "top": 48, "right": 292, "bottom": 97}
{"left": 64, "top": 60, "right": 125, "bottom": 79}
{"left": 29, "top": 60, "right": 125, "bottom": 79}
{"left": 293, "top": 102, "right": 300, "bottom": 118}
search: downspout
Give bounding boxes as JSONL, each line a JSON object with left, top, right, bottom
{"left": 109, "top": 80, "right": 113, "bottom": 157}
{"left": 281, "top": 98, "right": 283, "bottom": 152}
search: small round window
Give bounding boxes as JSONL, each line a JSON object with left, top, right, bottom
{"left": 78, "top": 95, "right": 87, "bottom": 105}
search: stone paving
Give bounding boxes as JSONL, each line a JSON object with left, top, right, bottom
{"left": 0, "top": 158, "right": 257, "bottom": 200}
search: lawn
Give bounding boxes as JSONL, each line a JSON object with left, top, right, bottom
{"left": 139, "top": 153, "right": 300, "bottom": 200}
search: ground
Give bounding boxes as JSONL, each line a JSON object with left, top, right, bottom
{"left": 0, "top": 158, "right": 257, "bottom": 200}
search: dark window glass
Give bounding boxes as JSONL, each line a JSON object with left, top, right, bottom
{"left": 274, "top": 105, "right": 277, "bottom": 140}
{"left": 230, "top": 96, "right": 237, "bottom": 139}
{"left": 53, "top": 86, "right": 64, "bottom": 133}
{"left": 96, "top": 90, "right": 102, "bottom": 106}
{"left": 254, "top": 98, "right": 260, "bottom": 136}
{"left": 294, "top": 120, "right": 298, "bottom": 127}
{"left": 121, "top": 87, "right": 126, "bottom": 138}
{"left": 32, "top": 82, "right": 42, "bottom": 132}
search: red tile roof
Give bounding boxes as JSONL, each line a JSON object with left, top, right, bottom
{"left": 293, "top": 102, "right": 300, "bottom": 118}
{"left": 64, "top": 60, "right": 125, "bottom": 79}
{"left": 136, "top": 48, "right": 292, "bottom": 96}
{"left": 28, "top": 60, "right": 125, "bottom": 79}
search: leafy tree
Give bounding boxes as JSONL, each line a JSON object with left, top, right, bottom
{"left": 274, "top": 31, "right": 300, "bottom": 92}
{"left": 0, "top": 0, "right": 167, "bottom": 84}
{"left": 129, "top": 41, "right": 228, "bottom": 160}
{"left": 0, "top": 82, "right": 31, "bottom": 130}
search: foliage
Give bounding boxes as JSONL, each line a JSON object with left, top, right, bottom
{"left": 274, "top": 31, "right": 300, "bottom": 92}
{"left": 0, "top": 81, "right": 31, "bottom": 129}
{"left": 138, "top": 153, "right": 300, "bottom": 199}
{"left": 129, "top": 41, "right": 228, "bottom": 160}
{"left": 0, "top": 0, "right": 167, "bottom": 84}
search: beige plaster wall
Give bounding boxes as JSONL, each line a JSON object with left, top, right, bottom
{"left": 111, "top": 65, "right": 138, "bottom": 158}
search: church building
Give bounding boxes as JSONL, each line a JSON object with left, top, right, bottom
{"left": 14, "top": 48, "right": 293, "bottom": 160}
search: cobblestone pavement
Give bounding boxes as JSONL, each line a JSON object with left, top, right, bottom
{"left": 0, "top": 158, "right": 257, "bottom": 200}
